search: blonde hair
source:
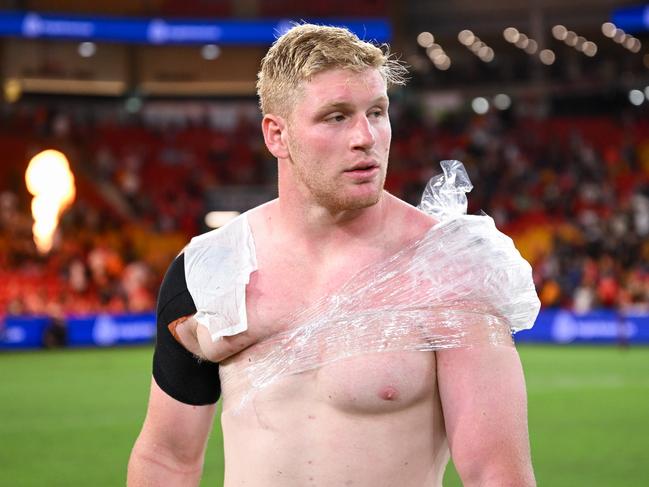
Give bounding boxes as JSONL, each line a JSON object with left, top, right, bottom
{"left": 257, "top": 23, "right": 408, "bottom": 117}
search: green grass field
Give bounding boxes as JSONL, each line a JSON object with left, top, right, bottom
{"left": 1, "top": 345, "right": 648, "bottom": 486}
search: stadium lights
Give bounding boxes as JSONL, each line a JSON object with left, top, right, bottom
{"left": 125, "top": 96, "right": 142, "bottom": 113}
{"left": 460, "top": 30, "right": 494, "bottom": 63}
{"left": 603, "top": 23, "right": 642, "bottom": 53}
{"left": 629, "top": 89, "right": 644, "bottom": 106}
{"left": 539, "top": 49, "right": 556, "bottom": 65}
{"left": 645, "top": 86, "right": 649, "bottom": 100}
{"left": 504, "top": 27, "right": 540, "bottom": 56}
{"left": 205, "top": 211, "right": 240, "bottom": 228}
{"left": 201, "top": 44, "right": 221, "bottom": 60}
{"left": 471, "top": 97, "right": 489, "bottom": 114}
{"left": 554, "top": 25, "right": 597, "bottom": 57}
{"left": 493, "top": 93, "right": 511, "bottom": 110}
{"left": 417, "top": 31, "right": 435, "bottom": 48}
{"left": 552, "top": 25, "right": 568, "bottom": 41}
{"left": 4, "top": 78, "right": 21, "bottom": 103}
{"left": 425, "top": 43, "right": 451, "bottom": 70}
{"left": 601, "top": 22, "right": 616, "bottom": 38}
{"left": 78, "top": 41, "right": 96, "bottom": 58}
{"left": 417, "top": 32, "right": 450, "bottom": 70}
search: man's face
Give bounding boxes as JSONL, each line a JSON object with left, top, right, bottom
{"left": 284, "top": 68, "right": 391, "bottom": 212}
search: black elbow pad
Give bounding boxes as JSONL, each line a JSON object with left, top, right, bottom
{"left": 152, "top": 253, "right": 221, "bottom": 405}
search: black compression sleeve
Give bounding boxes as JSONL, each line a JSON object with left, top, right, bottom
{"left": 152, "top": 253, "right": 221, "bottom": 405}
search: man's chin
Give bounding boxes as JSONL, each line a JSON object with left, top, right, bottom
{"left": 325, "top": 190, "right": 382, "bottom": 213}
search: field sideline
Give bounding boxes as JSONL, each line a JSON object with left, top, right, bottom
{"left": 1, "top": 345, "right": 647, "bottom": 486}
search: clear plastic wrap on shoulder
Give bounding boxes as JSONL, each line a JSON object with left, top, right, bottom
{"left": 224, "top": 161, "right": 540, "bottom": 407}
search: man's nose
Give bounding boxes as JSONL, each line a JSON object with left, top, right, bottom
{"left": 350, "top": 115, "right": 376, "bottom": 151}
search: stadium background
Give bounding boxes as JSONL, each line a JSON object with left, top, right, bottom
{"left": 0, "top": 0, "right": 648, "bottom": 485}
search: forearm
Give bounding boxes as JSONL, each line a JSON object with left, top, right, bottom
{"left": 459, "top": 463, "right": 536, "bottom": 487}
{"left": 127, "top": 442, "right": 204, "bottom": 487}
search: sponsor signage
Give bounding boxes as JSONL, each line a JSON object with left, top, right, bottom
{"left": 0, "top": 12, "right": 391, "bottom": 44}
{"left": 2, "top": 309, "right": 648, "bottom": 350}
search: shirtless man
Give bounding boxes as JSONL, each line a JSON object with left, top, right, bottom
{"left": 128, "top": 24, "right": 535, "bottom": 486}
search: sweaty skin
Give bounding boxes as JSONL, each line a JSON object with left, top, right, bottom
{"left": 129, "top": 67, "right": 534, "bottom": 487}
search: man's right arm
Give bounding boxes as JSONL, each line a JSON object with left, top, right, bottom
{"left": 127, "top": 378, "right": 217, "bottom": 486}
{"left": 128, "top": 253, "right": 221, "bottom": 485}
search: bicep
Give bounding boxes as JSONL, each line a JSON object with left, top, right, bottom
{"left": 137, "top": 377, "right": 217, "bottom": 464}
{"left": 437, "top": 342, "right": 534, "bottom": 484}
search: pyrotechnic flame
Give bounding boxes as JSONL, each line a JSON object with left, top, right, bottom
{"left": 25, "top": 150, "right": 76, "bottom": 254}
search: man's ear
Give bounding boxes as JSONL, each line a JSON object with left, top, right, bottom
{"left": 262, "top": 114, "right": 290, "bottom": 159}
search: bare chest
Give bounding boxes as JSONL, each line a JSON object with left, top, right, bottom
{"left": 224, "top": 258, "right": 436, "bottom": 413}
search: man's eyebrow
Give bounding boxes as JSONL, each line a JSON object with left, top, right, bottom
{"left": 315, "top": 97, "right": 389, "bottom": 114}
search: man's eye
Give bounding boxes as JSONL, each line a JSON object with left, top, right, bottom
{"left": 326, "top": 114, "right": 346, "bottom": 123}
{"left": 370, "top": 110, "right": 383, "bottom": 118}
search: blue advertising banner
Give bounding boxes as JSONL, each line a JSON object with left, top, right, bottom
{"left": 612, "top": 5, "right": 649, "bottom": 33}
{"left": 514, "top": 309, "right": 649, "bottom": 345}
{"left": 2, "top": 309, "right": 648, "bottom": 350}
{"left": 0, "top": 12, "right": 391, "bottom": 44}
{"left": 1, "top": 313, "right": 156, "bottom": 350}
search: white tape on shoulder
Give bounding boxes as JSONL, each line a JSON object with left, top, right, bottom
{"left": 184, "top": 213, "right": 257, "bottom": 342}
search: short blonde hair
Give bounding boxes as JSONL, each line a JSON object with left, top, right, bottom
{"left": 257, "top": 23, "right": 407, "bottom": 117}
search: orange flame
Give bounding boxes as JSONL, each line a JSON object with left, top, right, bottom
{"left": 25, "top": 150, "right": 76, "bottom": 254}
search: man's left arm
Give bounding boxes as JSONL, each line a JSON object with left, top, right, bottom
{"left": 437, "top": 341, "right": 536, "bottom": 487}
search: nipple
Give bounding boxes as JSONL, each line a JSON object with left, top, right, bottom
{"left": 378, "top": 386, "right": 399, "bottom": 401}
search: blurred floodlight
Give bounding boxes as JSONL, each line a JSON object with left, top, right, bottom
{"left": 539, "top": 49, "right": 556, "bottom": 65}
{"left": 613, "top": 29, "right": 625, "bottom": 43}
{"left": 481, "top": 47, "right": 495, "bottom": 62}
{"left": 525, "top": 39, "right": 538, "bottom": 55}
{"left": 565, "top": 31, "right": 577, "bottom": 47}
{"left": 4, "top": 78, "right": 21, "bottom": 103}
{"left": 471, "top": 97, "right": 489, "bottom": 114}
{"left": 503, "top": 27, "right": 519, "bottom": 43}
{"left": 629, "top": 89, "right": 644, "bottom": 106}
{"left": 582, "top": 41, "right": 598, "bottom": 57}
{"left": 426, "top": 45, "right": 444, "bottom": 60}
{"left": 575, "top": 36, "right": 586, "bottom": 51}
{"left": 205, "top": 211, "right": 240, "bottom": 228}
{"left": 434, "top": 54, "right": 451, "bottom": 70}
{"left": 515, "top": 33, "right": 529, "bottom": 49}
{"left": 78, "top": 41, "right": 96, "bottom": 58}
{"left": 623, "top": 36, "right": 635, "bottom": 50}
{"left": 493, "top": 93, "right": 511, "bottom": 110}
{"left": 629, "top": 39, "right": 641, "bottom": 53}
{"left": 601, "top": 22, "right": 616, "bottom": 38}
{"left": 201, "top": 44, "right": 221, "bottom": 60}
{"left": 470, "top": 41, "right": 484, "bottom": 53}
{"left": 458, "top": 30, "right": 475, "bottom": 46}
{"left": 25, "top": 150, "right": 76, "bottom": 254}
{"left": 417, "top": 31, "right": 435, "bottom": 48}
{"left": 125, "top": 96, "right": 142, "bottom": 113}
{"left": 645, "top": 86, "right": 649, "bottom": 100}
{"left": 552, "top": 25, "right": 568, "bottom": 41}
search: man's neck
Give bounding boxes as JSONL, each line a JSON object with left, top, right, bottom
{"left": 272, "top": 187, "right": 389, "bottom": 256}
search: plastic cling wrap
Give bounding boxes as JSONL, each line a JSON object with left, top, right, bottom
{"left": 224, "top": 160, "right": 541, "bottom": 403}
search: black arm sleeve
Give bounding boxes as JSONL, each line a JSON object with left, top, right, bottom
{"left": 152, "top": 253, "right": 221, "bottom": 405}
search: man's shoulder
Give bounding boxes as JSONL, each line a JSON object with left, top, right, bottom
{"left": 386, "top": 194, "right": 438, "bottom": 237}
{"left": 187, "top": 211, "right": 251, "bottom": 248}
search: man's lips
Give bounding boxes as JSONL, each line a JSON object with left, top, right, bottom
{"left": 345, "top": 161, "right": 379, "bottom": 172}
{"left": 344, "top": 162, "right": 380, "bottom": 180}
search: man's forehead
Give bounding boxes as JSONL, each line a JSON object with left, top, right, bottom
{"left": 302, "top": 68, "right": 388, "bottom": 106}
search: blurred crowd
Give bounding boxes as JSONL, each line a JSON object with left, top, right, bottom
{"left": 0, "top": 97, "right": 648, "bottom": 318}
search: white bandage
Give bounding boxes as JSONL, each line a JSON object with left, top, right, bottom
{"left": 184, "top": 213, "right": 257, "bottom": 341}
